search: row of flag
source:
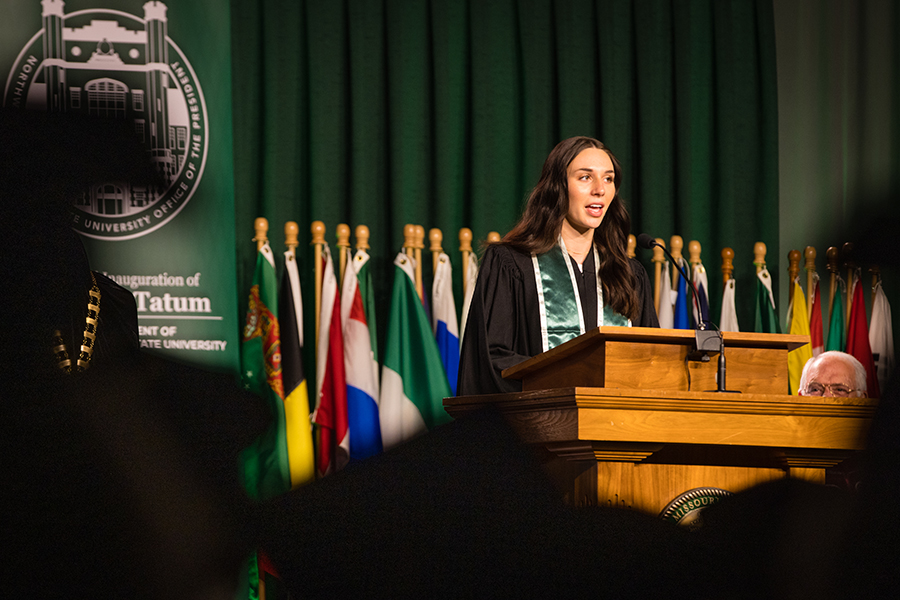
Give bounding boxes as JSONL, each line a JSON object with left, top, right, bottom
{"left": 240, "top": 236, "right": 470, "bottom": 497}
{"left": 783, "top": 270, "right": 894, "bottom": 398}
{"left": 252, "top": 235, "right": 894, "bottom": 480}
{"left": 656, "top": 253, "right": 894, "bottom": 397}
{"left": 238, "top": 232, "right": 473, "bottom": 598}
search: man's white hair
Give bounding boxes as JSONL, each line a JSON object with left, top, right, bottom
{"left": 799, "top": 351, "right": 868, "bottom": 394}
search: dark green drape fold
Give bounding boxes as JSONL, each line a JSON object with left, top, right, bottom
{"left": 231, "top": 0, "right": 779, "bottom": 354}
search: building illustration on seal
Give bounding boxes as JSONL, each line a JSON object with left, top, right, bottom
{"left": 4, "top": 0, "right": 207, "bottom": 238}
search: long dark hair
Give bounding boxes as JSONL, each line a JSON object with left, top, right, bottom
{"left": 501, "top": 136, "right": 639, "bottom": 320}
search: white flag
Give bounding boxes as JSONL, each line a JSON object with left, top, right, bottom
{"left": 459, "top": 252, "right": 479, "bottom": 345}
{"left": 869, "top": 280, "right": 895, "bottom": 394}
{"left": 720, "top": 278, "right": 739, "bottom": 332}
{"left": 657, "top": 261, "right": 675, "bottom": 329}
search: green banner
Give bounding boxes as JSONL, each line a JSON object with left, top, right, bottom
{"left": 1, "top": 0, "right": 239, "bottom": 373}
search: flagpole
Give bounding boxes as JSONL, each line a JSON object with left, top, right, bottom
{"left": 753, "top": 242, "right": 766, "bottom": 275}
{"left": 627, "top": 234, "right": 636, "bottom": 258}
{"left": 689, "top": 240, "right": 702, "bottom": 318}
{"left": 653, "top": 238, "right": 665, "bottom": 312}
{"left": 253, "top": 217, "right": 268, "bottom": 252}
{"left": 805, "top": 246, "right": 816, "bottom": 311}
{"left": 787, "top": 249, "right": 801, "bottom": 305}
{"left": 721, "top": 247, "right": 734, "bottom": 286}
{"left": 670, "top": 235, "right": 684, "bottom": 289}
{"left": 250, "top": 217, "right": 274, "bottom": 600}
{"left": 430, "top": 228, "right": 443, "bottom": 275}
{"left": 487, "top": 231, "right": 501, "bottom": 244}
{"left": 312, "top": 221, "right": 325, "bottom": 349}
{"left": 827, "top": 246, "right": 839, "bottom": 320}
{"left": 459, "top": 228, "right": 472, "bottom": 294}
{"left": 414, "top": 225, "right": 425, "bottom": 301}
{"left": 843, "top": 242, "right": 854, "bottom": 329}
{"left": 284, "top": 219, "right": 301, "bottom": 348}
{"left": 284, "top": 220, "right": 299, "bottom": 252}
{"left": 403, "top": 224, "right": 415, "bottom": 259}
{"left": 403, "top": 224, "right": 418, "bottom": 299}
{"left": 336, "top": 223, "right": 350, "bottom": 284}
{"left": 688, "top": 240, "right": 701, "bottom": 273}
{"left": 355, "top": 224, "right": 370, "bottom": 252}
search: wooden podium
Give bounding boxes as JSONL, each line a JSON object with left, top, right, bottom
{"left": 444, "top": 327, "right": 876, "bottom": 516}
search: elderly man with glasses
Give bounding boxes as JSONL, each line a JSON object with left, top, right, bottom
{"left": 798, "top": 351, "right": 868, "bottom": 398}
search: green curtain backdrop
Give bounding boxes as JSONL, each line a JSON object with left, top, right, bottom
{"left": 231, "top": 0, "right": 779, "bottom": 354}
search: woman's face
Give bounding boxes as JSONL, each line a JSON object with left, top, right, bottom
{"left": 564, "top": 147, "right": 616, "bottom": 235}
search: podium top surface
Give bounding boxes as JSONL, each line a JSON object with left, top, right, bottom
{"left": 502, "top": 326, "right": 809, "bottom": 382}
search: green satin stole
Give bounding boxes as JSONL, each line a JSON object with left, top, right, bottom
{"left": 532, "top": 237, "right": 630, "bottom": 352}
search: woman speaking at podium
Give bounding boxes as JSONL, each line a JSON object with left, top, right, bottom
{"left": 458, "top": 137, "right": 658, "bottom": 396}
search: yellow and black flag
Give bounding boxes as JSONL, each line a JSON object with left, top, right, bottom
{"left": 280, "top": 245, "right": 315, "bottom": 487}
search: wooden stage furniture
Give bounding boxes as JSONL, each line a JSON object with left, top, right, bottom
{"left": 444, "top": 327, "right": 877, "bottom": 516}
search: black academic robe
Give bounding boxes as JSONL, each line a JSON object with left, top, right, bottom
{"left": 458, "top": 244, "right": 659, "bottom": 396}
{"left": 2, "top": 244, "right": 268, "bottom": 598}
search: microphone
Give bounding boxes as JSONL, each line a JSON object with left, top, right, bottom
{"left": 636, "top": 233, "right": 657, "bottom": 250}
{"left": 636, "top": 233, "right": 739, "bottom": 393}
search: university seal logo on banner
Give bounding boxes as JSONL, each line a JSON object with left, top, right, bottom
{"left": 2, "top": 0, "right": 208, "bottom": 240}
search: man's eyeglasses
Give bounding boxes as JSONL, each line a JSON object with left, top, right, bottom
{"left": 804, "top": 382, "right": 859, "bottom": 397}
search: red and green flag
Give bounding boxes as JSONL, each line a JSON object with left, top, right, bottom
{"left": 240, "top": 242, "right": 290, "bottom": 500}
{"left": 846, "top": 276, "right": 880, "bottom": 398}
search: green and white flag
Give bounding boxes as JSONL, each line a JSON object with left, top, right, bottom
{"left": 379, "top": 252, "right": 453, "bottom": 451}
{"left": 754, "top": 268, "right": 781, "bottom": 334}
